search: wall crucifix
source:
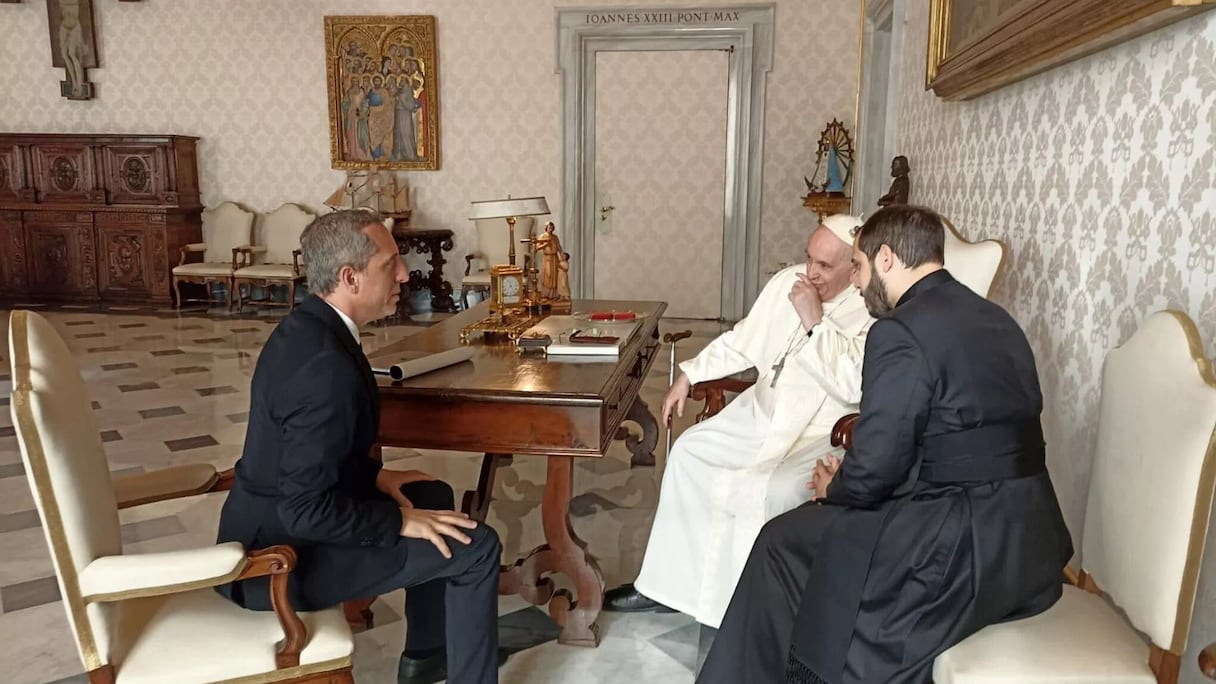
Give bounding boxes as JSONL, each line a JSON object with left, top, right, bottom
{"left": 47, "top": 0, "right": 101, "bottom": 100}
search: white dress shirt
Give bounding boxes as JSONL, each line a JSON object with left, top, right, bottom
{"left": 323, "top": 299, "right": 360, "bottom": 346}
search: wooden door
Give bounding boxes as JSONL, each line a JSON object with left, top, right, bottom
{"left": 101, "top": 144, "right": 169, "bottom": 205}
{"left": 30, "top": 143, "right": 101, "bottom": 204}
{"left": 592, "top": 50, "right": 729, "bottom": 319}
{"left": 24, "top": 211, "right": 97, "bottom": 298}
{"left": 96, "top": 214, "right": 153, "bottom": 298}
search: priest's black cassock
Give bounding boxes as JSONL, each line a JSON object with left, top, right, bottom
{"left": 696, "top": 270, "right": 1073, "bottom": 684}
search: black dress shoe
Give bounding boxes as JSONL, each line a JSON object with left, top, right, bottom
{"left": 398, "top": 648, "right": 511, "bottom": 683}
{"left": 398, "top": 652, "right": 445, "bottom": 684}
{"left": 604, "top": 583, "right": 677, "bottom": 613}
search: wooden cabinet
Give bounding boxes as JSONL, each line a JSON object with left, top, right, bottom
{"left": 0, "top": 134, "right": 202, "bottom": 305}
{"left": 0, "top": 210, "right": 29, "bottom": 296}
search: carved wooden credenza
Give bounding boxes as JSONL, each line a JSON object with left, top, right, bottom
{"left": 0, "top": 133, "right": 203, "bottom": 305}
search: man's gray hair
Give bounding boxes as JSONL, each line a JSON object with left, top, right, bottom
{"left": 300, "top": 209, "right": 384, "bottom": 295}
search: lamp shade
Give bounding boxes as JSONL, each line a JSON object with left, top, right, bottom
{"left": 468, "top": 196, "right": 550, "bottom": 220}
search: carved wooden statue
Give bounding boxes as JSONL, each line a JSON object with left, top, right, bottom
{"left": 876, "top": 155, "right": 910, "bottom": 207}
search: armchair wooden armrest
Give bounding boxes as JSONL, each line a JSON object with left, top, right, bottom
{"left": 1201, "top": 642, "right": 1216, "bottom": 679}
{"left": 831, "top": 412, "right": 860, "bottom": 450}
{"left": 113, "top": 465, "right": 234, "bottom": 509}
{"left": 465, "top": 251, "right": 485, "bottom": 277}
{"left": 292, "top": 248, "right": 304, "bottom": 275}
{"left": 689, "top": 369, "right": 758, "bottom": 422}
{"left": 231, "top": 245, "right": 256, "bottom": 269}
{"left": 177, "top": 243, "right": 207, "bottom": 266}
{"left": 236, "top": 545, "right": 307, "bottom": 669}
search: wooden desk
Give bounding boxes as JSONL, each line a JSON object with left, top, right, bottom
{"left": 368, "top": 300, "right": 666, "bottom": 646}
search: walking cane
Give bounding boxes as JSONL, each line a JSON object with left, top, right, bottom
{"left": 661, "top": 329, "right": 692, "bottom": 456}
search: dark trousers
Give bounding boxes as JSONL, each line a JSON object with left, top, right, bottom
{"left": 239, "top": 480, "right": 502, "bottom": 684}
{"left": 696, "top": 505, "right": 840, "bottom": 684}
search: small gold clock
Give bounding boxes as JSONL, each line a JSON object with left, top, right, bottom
{"left": 489, "top": 264, "right": 525, "bottom": 312}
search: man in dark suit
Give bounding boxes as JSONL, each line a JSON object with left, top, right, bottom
{"left": 217, "top": 210, "right": 502, "bottom": 684}
{"left": 696, "top": 205, "right": 1073, "bottom": 684}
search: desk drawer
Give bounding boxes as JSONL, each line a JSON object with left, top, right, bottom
{"left": 601, "top": 334, "right": 660, "bottom": 445}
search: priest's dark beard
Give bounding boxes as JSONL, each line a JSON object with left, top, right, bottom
{"left": 863, "top": 271, "right": 893, "bottom": 317}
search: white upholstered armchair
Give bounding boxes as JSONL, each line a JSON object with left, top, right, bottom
{"left": 233, "top": 203, "right": 316, "bottom": 312}
{"left": 933, "top": 310, "right": 1216, "bottom": 684}
{"left": 172, "top": 202, "right": 255, "bottom": 309}
{"left": 461, "top": 216, "right": 534, "bottom": 309}
{"left": 7, "top": 310, "right": 354, "bottom": 684}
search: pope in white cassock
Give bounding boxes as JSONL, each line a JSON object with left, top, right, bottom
{"left": 604, "top": 214, "right": 874, "bottom": 628}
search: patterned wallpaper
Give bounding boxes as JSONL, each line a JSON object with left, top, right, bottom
{"left": 0, "top": 0, "right": 859, "bottom": 308}
{"left": 897, "top": 6, "right": 1216, "bottom": 678}
{"left": 594, "top": 50, "right": 727, "bottom": 319}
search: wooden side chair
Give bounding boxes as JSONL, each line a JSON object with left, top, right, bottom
{"left": 930, "top": 310, "right": 1216, "bottom": 683}
{"left": 233, "top": 203, "right": 316, "bottom": 312}
{"left": 7, "top": 310, "right": 354, "bottom": 684}
{"left": 171, "top": 201, "right": 254, "bottom": 309}
{"left": 688, "top": 217, "right": 1006, "bottom": 425}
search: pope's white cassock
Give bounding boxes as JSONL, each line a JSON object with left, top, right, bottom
{"left": 633, "top": 264, "right": 873, "bottom": 629}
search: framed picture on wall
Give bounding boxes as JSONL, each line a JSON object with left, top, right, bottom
{"left": 323, "top": 15, "right": 440, "bottom": 170}
{"left": 926, "top": 0, "right": 1215, "bottom": 101}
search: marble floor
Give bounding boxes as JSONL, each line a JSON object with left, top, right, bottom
{"left": 0, "top": 300, "right": 729, "bottom": 684}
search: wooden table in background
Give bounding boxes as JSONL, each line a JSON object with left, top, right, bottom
{"left": 391, "top": 227, "right": 457, "bottom": 313}
{"left": 367, "top": 300, "right": 666, "bottom": 646}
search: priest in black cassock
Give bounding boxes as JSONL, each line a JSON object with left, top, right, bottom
{"left": 696, "top": 205, "right": 1073, "bottom": 684}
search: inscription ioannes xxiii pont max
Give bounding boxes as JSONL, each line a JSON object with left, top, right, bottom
{"left": 583, "top": 9, "right": 744, "bottom": 25}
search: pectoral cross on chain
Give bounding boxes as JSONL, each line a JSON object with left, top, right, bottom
{"left": 770, "top": 356, "right": 787, "bottom": 388}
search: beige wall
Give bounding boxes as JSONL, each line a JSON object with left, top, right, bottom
{"left": 0, "top": 0, "right": 860, "bottom": 296}
{"left": 897, "top": 5, "right": 1216, "bottom": 680}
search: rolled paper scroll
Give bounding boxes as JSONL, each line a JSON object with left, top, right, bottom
{"left": 372, "top": 347, "right": 474, "bottom": 381}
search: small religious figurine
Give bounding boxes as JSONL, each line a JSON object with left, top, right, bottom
{"left": 824, "top": 144, "right": 846, "bottom": 194}
{"left": 535, "top": 222, "right": 564, "bottom": 300}
{"left": 556, "top": 251, "right": 571, "bottom": 300}
{"left": 876, "top": 155, "right": 911, "bottom": 207}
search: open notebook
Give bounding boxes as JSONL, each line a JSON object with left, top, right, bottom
{"left": 524, "top": 315, "right": 641, "bottom": 356}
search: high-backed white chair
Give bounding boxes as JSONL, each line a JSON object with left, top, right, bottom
{"left": 233, "top": 203, "right": 316, "bottom": 312}
{"left": 940, "top": 216, "right": 1005, "bottom": 298}
{"left": 172, "top": 202, "right": 255, "bottom": 309}
{"left": 461, "top": 216, "right": 534, "bottom": 309}
{"left": 933, "top": 310, "right": 1216, "bottom": 684}
{"left": 7, "top": 310, "right": 354, "bottom": 684}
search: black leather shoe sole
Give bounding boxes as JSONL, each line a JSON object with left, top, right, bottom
{"left": 604, "top": 584, "right": 678, "bottom": 613}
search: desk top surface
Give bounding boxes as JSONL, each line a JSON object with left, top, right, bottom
{"left": 370, "top": 299, "right": 666, "bottom": 402}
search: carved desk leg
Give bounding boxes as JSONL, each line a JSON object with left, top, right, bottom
{"left": 499, "top": 455, "right": 603, "bottom": 646}
{"left": 615, "top": 397, "right": 659, "bottom": 467}
{"left": 462, "top": 453, "right": 511, "bottom": 522}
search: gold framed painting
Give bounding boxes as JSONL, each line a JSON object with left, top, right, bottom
{"left": 926, "top": 0, "right": 1216, "bottom": 101}
{"left": 324, "top": 15, "right": 440, "bottom": 170}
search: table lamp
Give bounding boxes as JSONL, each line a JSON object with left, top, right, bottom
{"left": 468, "top": 196, "right": 550, "bottom": 266}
